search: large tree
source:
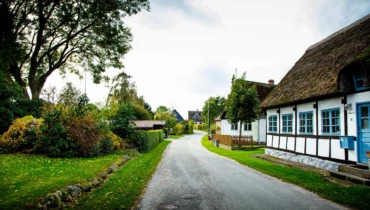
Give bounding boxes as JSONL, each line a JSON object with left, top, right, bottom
{"left": 202, "top": 96, "right": 226, "bottom": 130}
{"left": 226, "top": 73, "right": 259, "bottom": 143}
{"left": 0, "top": 0, "right": 149, "bottom": 100}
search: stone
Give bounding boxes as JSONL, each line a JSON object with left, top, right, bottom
{"left": 91, "top": 178, "right": 102, "bottom": 187}
{"left": 60, "top": 189, "right": 72, "bottom": 201}
{"left": 99, "top": 172, "right": 109, "bottom": 179}
{"left": 107, "top": 163, "right": 119, "bottom": 174}
{"left": 118, "top": 155, "right": 131, "bottom": 166}
{"left": 78, "top": 183, "right": 92, "bottom": 192}
{"left": 66, "top": 186, "right": 81, "bottom": 198}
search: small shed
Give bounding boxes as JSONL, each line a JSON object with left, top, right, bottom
{"left": 134, "top": 120, "right": 166, "bottom": 130}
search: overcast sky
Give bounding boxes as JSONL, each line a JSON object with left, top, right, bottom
{"left": 46, "top": 0, "right": 370, "bottom": 119}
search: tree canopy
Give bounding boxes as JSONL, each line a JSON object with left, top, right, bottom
{"left": 202, "top": 96, "right": 226, "bottom": 128}
{"left": 0, "top": 0, "right": 149, "bottom": 100}
{"left": 226, "top": 73, "right": 260, "bottom": 140}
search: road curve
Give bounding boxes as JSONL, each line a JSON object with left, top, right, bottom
{"left": 138, "top": 131, "right": 346, "bottom": 210}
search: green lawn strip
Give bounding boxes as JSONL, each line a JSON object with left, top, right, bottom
{"left": 169, "top": 134, "right": 184, "bottom": 139}
{"left": 72, "top": 140, "right": 170, "bottom": 209}
{"left": 201, "top": 136, "right": 370, "bottom": 209}
{"left": 0, "top": 151, "right": 122, "bottom": 209}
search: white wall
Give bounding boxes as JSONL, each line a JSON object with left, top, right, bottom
{"left": 265, "top": 93, "right": 370, "bottom": 163}
{"left": 220, "top": 119, "right": 266, "bottom": 142}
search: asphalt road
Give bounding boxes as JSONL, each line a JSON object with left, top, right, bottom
{"left": 138, "top": 131, "right": 346, "bottom": 210}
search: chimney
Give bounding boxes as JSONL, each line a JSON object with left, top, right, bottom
{"left": 268, "top": 79, "right": 274, "bottom": 85}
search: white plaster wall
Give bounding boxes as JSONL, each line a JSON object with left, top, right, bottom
{"left": 331, "top": 139, "right": 345, "bottom": 160}
{"left": 287, "top": 138, "right": 295, "bottom": 151}
{"left": 348, "top": 144, "right": 358, "bottom": 162}
{"left": 220, "top": 119, "right": 263, "bottom": 141}
{"left": 272, "top": 136, "right": 279, "bottom": 147}
{"left": 266, "top": 135, "right": 273, "bottom": 146}
{"left": 279, "top": 137, "right": 287, "bottom": 149}
{"left": 318, "top": 139, "right": 329, "bottom": 157}
{"left": 258, "top": 118, "right": 267, "bottom": 142}
{"left": 306, "top": 138, "right": 316, "bottom": 155}
{"left": 296, "top": 138, "right": 305, "bottom": 154}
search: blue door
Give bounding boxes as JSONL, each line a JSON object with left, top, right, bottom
{"left": 357, "top": 103, "right": 370, "bottom": 163}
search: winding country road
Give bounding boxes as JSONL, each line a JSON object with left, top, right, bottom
{"left": 138, "top": 131, "right": 345, "bottom": 210}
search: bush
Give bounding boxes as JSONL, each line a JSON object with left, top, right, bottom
{"left": 172, "top": 123, "right": 184, "bottom": 135}
{"left": 128, "top": 131, "right": 148, "bottom": 152}
{"left": 106, "top": 131, "right": 125, "bottom": 150}
{"left": 143, "top": 130, "right": 164, "bottom": 152}
{"left": 34, "top": 108, "right": 78, "bottom": 158}
{"left": 0, "top": 116, "right": 43, "bottom": 153}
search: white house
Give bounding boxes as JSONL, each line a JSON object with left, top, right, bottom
{"left": 260, "top": 15, "right": 370, "bottom": 169}
{"left": 216, "top": 80, "right": 275, "bottom": 143}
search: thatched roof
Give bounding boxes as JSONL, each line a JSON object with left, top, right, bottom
{"left": 261, "top": 14, "right": 370, "bottom": 109}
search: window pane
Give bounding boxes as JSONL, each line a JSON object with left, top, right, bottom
{"left": 361, "top": 106, "right": 369, "bottom": 117}
{"left": 362, "top": 119, "right": 369, "bottom": 129}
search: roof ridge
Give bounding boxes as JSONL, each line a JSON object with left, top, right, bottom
{"left": 306, "top": 14, "right": 370, "bottom": 52}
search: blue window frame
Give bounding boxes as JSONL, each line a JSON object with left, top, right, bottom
{"left": 282, "top": 114, "right": 293, "bottom": 133}
{"left": 299, "top": 112, "right": 313, "bottom": 134}
{"left": 268, "top": 115, "right": 277, "bottom": 133}
{"left": 231, "top": 123, "right": 238, "bottom": 130}
{"left": 353, "top": 68, "right": 368, "bottom": 91}
{"left": 244, "top": 123, "right": 252, "bottom": 131}
{"left": 321, "top": 108, "right": 340, "bottom": 135}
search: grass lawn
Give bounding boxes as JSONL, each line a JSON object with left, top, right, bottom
{"left": 202, "top": 136, "right": 370, "bottom": 209}
{"left": 0, "top": 151, "right": 122, "bottom": 209}
{"left": 168, "top": 134, "right": 184, "bottom": 139}
{"left": 72, "top": 140, "right": 170, "bottom": 209}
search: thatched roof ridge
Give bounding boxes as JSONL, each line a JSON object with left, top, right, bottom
{"left": 261, "top": 14, "right": 370, "bottom": 108}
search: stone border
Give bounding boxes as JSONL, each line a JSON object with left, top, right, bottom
{"left": 265, "top": 148, "right": 341, "bottom": 171}
{"left": 26, "top": 155, "right": 133, "bottom": 209}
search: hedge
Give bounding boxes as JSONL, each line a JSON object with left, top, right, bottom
{"left": 142, "top": 130, "right": 164, "bottom": 153}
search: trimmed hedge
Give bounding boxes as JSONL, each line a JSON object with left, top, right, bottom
{"left": 142, "top": 130, "right": 164, "bottom": 153}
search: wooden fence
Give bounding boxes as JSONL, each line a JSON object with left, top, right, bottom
{"left": 232, "top": 136, "right": 253, "bottom": 145}
{"left": 212, "top": 134, "right": 232, "bottom": 146}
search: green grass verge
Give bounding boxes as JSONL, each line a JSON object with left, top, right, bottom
{"left": 168, "top": 134, "right": 184, "bottom": 139}
{"left": 0, "top": 151, "right": 122, "bottom": 209}
{"left": 72, "top": 140, "right": 171, "bottom": 209}
{"left": 201, "top": 136, "right": 370, "bottom": 209}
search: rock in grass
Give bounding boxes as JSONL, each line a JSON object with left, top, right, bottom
{"left": 99, "top": 171, "right": 109, "bottom": 179}
{"left": 118, "top": 155, "right": 131, "bottom": 166}
{"left": 60, "top": 189, "right": 72, "bottom": 201}
{"left": 66, "top": 186, "right": 81, "bottom": 198}
{"left": 107, "top": 163, "right": 119, "bottom": 174}
{"left": 44, "top": 192, "right": 61, "bottom": 208}
{"left": 77, "top": 183, "right": 92, "bottom": 192}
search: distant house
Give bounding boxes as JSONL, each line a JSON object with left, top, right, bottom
{"left": 173, "top": 109, "right": 184, "bottom": 122}
{"left": 134, "top": 120, "right": 166, "bottom": 130}
{"left": 216, "top": 80, "right": 275, "bottom": 143}
{"left": 260, "top": 15, "right": 370, "bottom": 169}
{"left": 188, "top": 110, "right": 204, "bottom": 124}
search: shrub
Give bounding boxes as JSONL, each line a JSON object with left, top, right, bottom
{"left": 143, "top": 130, "right": 164, "bottom": 152}
{"left": 106, "top": 131, "right": 125, "bottom": 150}
{"left": 35, "top": 109, "right": 78, "bottom": 158}
{"left": 0, "top": 116, "right": 42, "bottom": 153}
{"left": 128, "top": 131, "right": 148, "bottom": 152}
{"left": 172, "top": 123, "right": 184, "bottom": 135}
